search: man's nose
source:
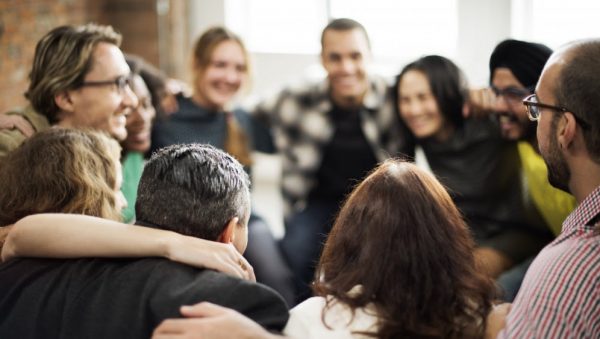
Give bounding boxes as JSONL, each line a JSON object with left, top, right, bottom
{"left": 122, "top": 85, "right": 139, "bottom": 109}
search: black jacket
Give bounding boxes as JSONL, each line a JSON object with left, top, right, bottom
{"left": 0, "top": 257, "right": 289, "bottom": 339}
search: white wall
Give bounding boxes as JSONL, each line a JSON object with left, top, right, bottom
{"left": 456, "top": 0, "right": 512, "bottom": 86}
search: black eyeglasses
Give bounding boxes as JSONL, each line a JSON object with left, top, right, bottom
{"left": 79, "top": 75, "right": 132, "bottom": 94}
{"left": 523, "top": 94, "right": 590, "bottom": 129}
{"left": 491, "top": 85, "right": 533, "bottom": 107}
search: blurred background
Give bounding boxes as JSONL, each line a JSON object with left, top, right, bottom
{"left": 2, "top": 0, "right": 599, "bottom": 234}
{"left": 3, "top": 0, "right": 600, "bottom": 112}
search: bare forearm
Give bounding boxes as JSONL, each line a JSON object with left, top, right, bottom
{"left": 154, "top": 303, "right": 288, "bottom": 339}
{"left": 2, "top": 214, "right": 172, "bottom": 261}
{"left": 2, "top": 213, "right": 254, "bottom": 280}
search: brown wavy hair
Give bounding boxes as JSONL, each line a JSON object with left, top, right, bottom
{"left": 313, "top": 160, "right": 494, "bottom": 338}
{"left": 0, "top": 128, "right": 122, "bottom": 226}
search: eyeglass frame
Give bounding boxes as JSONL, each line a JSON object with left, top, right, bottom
{"left": 522, "top": 93, "right": 590, "bottom": 129}
{"left": 491, "top": 85, "right": 534, "bottom": 107}
{"left": 78, "top": 74, "right": 133, "bottom": 94}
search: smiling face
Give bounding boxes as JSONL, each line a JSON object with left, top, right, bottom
{"left": 321, "top": 28, "right": 371, "bottom": 108}
{"left": 58, "top": 42, "right": 138, "bottom": 141}
{"left": 398, "top": 70, "right": 451, "bottom": 141}
{"left": 193, "top": 40, "right": 247, "bottom": 111}
{"left": 123, "top": 75, "right": 156, "bottom": 153}
{"left": 492, "top": 67, "right": 534, "bottom": 141}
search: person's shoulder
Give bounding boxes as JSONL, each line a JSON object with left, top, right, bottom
{"left": 148, "top": 259, "right": 289, "bottom": 330}
{"left": 0, "top": 129, "right": 25, "bottom": 156}
{"left": 285, "top": 296, "right": 328, "bottom": 338}
{"left": 143, "top": 258, "right": 284, "bottom": 302}
{"left": 273, "top": 80, "right": 330, "bottom": 107}
{"left": 290, "top": 296, "right": 327, "bottom": 314}
{"left": 455, "top": 116, "right": 509, "bottom": 147}
{"left": 0, "top": 106, "right": 49, "bottom": 157}
{"left": 172, "top": 95, "right": 198, "bottom": 115}
{"left": 232, "top": 107, "right": 252, "bottom": 122}
{"left": 135, "top": 257, "right": 210, "bottom": 279}
{"left": 175, "top": 94, "right": 193, "bottom": 107}
{"left": 166, "top": 95, "right": 211, "bottom": 120}
{"left": 463, "top": 116, "right": 498, "bottom": 133}
{"left": 367, "top": 75, "right": 392, "bottom": 91}
{"left": 5, "top": 106, "right": 50, "bottom": 130}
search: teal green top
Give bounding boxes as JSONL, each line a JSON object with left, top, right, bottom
{"left": 121, "top": 151, "right": 145, "bottom": 223}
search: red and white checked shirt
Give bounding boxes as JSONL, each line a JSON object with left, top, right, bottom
{"left": 500, "top": 186, "right": 600, "bottom": 338}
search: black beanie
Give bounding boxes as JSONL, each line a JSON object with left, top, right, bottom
{"left": 489, "top": 39, "right": 553, "bottom": 88}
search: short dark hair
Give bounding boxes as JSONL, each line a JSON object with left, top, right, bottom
{"left": 394, "top": 55, "right": 468, "bottom": 134}
{"left": 135, "top": 144, "right": 250, "bottom": 241}
{"left": 554, "top": 39, "right": 600, "bottom": 163}
{"left": 320, "top": 18, "right": 370, "bottom": 50}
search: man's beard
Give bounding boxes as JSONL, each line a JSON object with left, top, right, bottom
{"left": 522, "top": 119, "right": 537, "bottom": 142}
{"left": 497, "top": 111, "right": 536, "bottom": 141}
{"left": 544, "top": 129, "right": 571, "bottom": 193}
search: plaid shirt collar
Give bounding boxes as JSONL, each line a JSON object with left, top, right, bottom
{"left": 562, "top": 185, "right": 600, "bottom": 233}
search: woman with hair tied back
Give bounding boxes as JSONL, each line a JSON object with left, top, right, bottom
{"left": 151, "top": 26, "right": 294, "bottom": 304}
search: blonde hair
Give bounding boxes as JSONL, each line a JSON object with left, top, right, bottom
{"left": 26, "top": 24, "right": 122, "bottom": 123}
{"left": 191, "top": 26, "right": 251, "bottom": 95}
{"left": 0, "top": 128, "right": 122, "bottom": 225}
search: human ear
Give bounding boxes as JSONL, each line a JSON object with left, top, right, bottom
{"left": 558, "top": 112, "right": 577, "bottom": 149}
{"left": 217, "top": 217, "right": 239, "bottom": 244}
{"left": 54, "top": 91, "right": 75, "bottom": 113}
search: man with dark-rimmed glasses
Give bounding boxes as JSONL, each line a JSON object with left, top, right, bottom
{"left": 487, "top": 38, "right": 600, "bottom": 339}
{"left": 0, "top": 24, "right": 138, "bottom": 157}
{"left": 0, "top": 23, "right": 138, "bottom": 245}
{"left": 523, "top": 93, "right": 591, "bottom": 130}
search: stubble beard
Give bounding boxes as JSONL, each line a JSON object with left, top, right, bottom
{"left": 544, "top": 124, "right": 571, "bottom": 193}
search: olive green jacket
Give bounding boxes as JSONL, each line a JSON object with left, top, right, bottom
{"left": 0, "top": 106, "right": 50, "bottom": 157}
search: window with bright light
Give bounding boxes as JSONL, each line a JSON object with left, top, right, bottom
{"left": 225, "top": 0, "right": 458, "bottom": 62}
{"left": 225, "top": 0, "right": 327, "bottom": 54}
{"left": 330, "top": 0, "right": 458, "bottom": 60}
{"left": 512, "top": 0, "right": 600, "bottom": 49}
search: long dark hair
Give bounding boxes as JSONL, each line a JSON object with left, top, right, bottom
{"left": 393, "top": 55, "right": 469, "bottom": 144}
{"left": 313, "top": 159, "right": 494, "bottom": 338}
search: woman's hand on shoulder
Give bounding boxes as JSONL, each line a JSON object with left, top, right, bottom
{"left": 0, "top": 114, "right": 34, "bottom": 137}
{"left": 165, "top": 233, "right": 255, "bottom": 282}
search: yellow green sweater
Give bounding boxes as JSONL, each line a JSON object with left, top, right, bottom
{"left": 518, "top": 142, "right": 576, "bottom": 235}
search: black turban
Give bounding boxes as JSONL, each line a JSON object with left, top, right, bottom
{"left": 489, "top": 39, "right": 553, "bottom": 88}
